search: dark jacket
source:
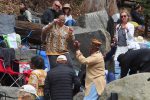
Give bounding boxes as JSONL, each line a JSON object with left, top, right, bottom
{"left": 41, "top": 8, "right": 61, "bottom": 25}
{"left": 131, "top": 10, "right": 145, "bottom": 25}
{"left": 118, "top": 48, "right": 150, "bottom": 78}
{"left": 44, "top": 63, "right": 80, "bottom": 100}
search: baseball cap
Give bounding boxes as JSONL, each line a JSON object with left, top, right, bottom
{"left": 20, "top": 84, "right": 39, "bottom": 97}
{"left": 56, "top": 55, "right": 67, "bottom": 61}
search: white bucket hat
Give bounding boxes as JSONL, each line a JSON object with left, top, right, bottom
{"left": 135, "top": 36, "right": 145, "bottom": 43}
{"left": 20, "top": 84, "right": 39, "bottom": 97}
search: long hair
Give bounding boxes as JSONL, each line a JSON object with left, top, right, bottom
{"left": 62, "top": 8, "right": 71, "bottom": 16}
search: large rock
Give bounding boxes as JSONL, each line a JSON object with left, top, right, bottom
{"left": 73, "top": 92, "right": 84, "bottom": 100}
{"left": 15, "top": 20, "right": 43, "bottom": 45}
{"left": 101, "top": 73, "right": 150, "bottom": 100}
{"left": 0, "top": 14, "right": 15, "bottom": 35}
{"left": 69, "top": 10, "right": 111, "bottom": 68}
{"left": 81, "top": 0, "right": 107, "bottom": 13}
{"left": 0, "top": 86, "right": 18, "bottom": 100}
{"left": 15, "top": 49, "right": 37, "bottom": 62}
{"left": 106, "top": 0, "right": 119, "bottom": 16}
{"left": 81, "top": 0, "right": 118, "bottom": 16}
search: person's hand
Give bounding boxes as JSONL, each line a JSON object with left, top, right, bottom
{"left": 53, "top": 19, "right": 59, "bottom": 24}
{"left": 122, "top": 24, "right": 129, "bottom": 32}
{"left": 69, "top": 27, "right": 74, "bottom": 34}
{"left": 111, "top": 37, "right": 117, "bottom": 47}
{"left": 73, "top": 40, "right": 80, "bottom": 50}
{"left": 112, "top": 37, "right": 117, "bottom": 43}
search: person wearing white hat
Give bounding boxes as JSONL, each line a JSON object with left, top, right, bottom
{"left": 44, "top": 55, "right": 81, "bottom": 100}
{"left": 18, "top": 84, "right": 38, "bottom": 100}
{"left": 56, "top": 55, "right": 67, "bottom": 63}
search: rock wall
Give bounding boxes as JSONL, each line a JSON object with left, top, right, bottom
{"left": 101, "top": 73, "right": 150, "bottom": 100}
{"left": 69, "top": 10, "right": 111, "bottom": 68}
{"left": 81, "top": 0, "right": 118, "bottom": 16}
{"left": 0, "top": 86, "right": 18, "bottom": 100}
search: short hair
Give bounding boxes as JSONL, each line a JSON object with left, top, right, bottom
{"left": 31, "top": 55, "right": 44, "bottom": 69}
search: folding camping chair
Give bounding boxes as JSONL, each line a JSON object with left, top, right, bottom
{"left": 11, "top": 60, "right": 32, "bottom": 85}
{"left": 0, "top": 58, "right": 21, "bottom": 87}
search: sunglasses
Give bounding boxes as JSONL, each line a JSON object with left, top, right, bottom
{"left": 121, "top": 15, "right": 127, "bottom": 18}
{"left": 55, "top": 4, "right": 60, "bottom": 8}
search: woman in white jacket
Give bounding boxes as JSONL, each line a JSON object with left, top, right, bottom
{"left": 114, "top": 8, "right": 135, "bottom": 79}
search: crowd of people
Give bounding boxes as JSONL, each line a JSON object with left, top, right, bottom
{"left": 1, "top": 0, "right": 149, "bottom": 100}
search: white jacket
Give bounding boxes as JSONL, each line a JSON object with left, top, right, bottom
{"left": 115, "top": 22, "right": 135, "bottom": 47}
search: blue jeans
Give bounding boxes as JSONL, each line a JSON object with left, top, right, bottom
{"left": 114, "top": 46, "right": 128, "bottom": 79}
{"left": 65, "top": 19, "right": 76, "bottom": 26}
{"left": 36, "top": 96, "right": 44, "bottom": 100}
{"left": 114, "top": 60, "right": 120, "bottom": 79}
{"left": 84, "top": 84, "right": 100, "bottom": 100}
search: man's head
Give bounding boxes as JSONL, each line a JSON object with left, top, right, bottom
{"left": 56, "top": 55, "right": 67, "bottom": 64}
{"left": 52, "top": 0, "right": 62, "bottom": 12}
{"left": 89, "top": 38, "right": 102, "bottom": 54}
{"left": 57, "top": 14, "right": 65, "bottom": 26}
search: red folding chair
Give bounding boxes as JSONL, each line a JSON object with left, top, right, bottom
{"left": 11, "top": 60, "right": 32, "bottom": 85}
{"left": 0, "top": 58, "right": 21, "bottom": 87}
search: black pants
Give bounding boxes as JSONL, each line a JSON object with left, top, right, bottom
{"left": 47, "top": 52, "right": 74, "bottom": 69}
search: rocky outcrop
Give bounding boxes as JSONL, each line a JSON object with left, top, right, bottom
{"left": 106, "top": 0, "right": 119, "bottom": 16}
{"left": 81, "top": 0, "right": 107, "bottom": 13}
{"left": 0, "top": 86, "right": 18, "bottom": 100}
{"left": 81, "top": 0, "right": 118, "bottom": 16}
{"left": 74, "top": 9, "right": 111, "bottom": 54}
{"left": 15, "top": 20, "right": 43, "bottom": 45}
{"left": 73, "top": 92, "right": 84, "bottom": 100}
{"left": 101, "top": 73, "right": 150, "bottom": 100}
{"left": 69, "top": 9, "right": 111, "bottom": 68}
